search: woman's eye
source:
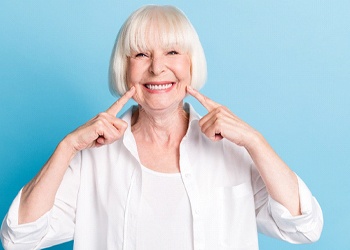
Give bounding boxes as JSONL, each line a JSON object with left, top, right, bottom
{"left": 135, "top": 53, "right": 147, "bottom": 57}
{"left": 168, "top": 50, "right": 179, "bottom": 55}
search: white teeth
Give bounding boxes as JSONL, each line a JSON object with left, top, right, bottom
{"left": 146, "top": 83, "right": 173, "bottom": 90}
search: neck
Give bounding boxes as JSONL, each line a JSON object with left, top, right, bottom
{"left": 131, "top": 102, "right": 189, "bottom": 145}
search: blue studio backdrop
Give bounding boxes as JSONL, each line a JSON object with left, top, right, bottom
{"left": 1, "top": 1, "right": 349, "bottom": 249}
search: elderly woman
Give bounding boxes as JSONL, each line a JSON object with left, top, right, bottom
{"left": 1, "top": 5, "right": 322, "bottom": 250}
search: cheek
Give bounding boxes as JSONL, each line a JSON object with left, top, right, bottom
{"left": 174, "top": 63, "right": 191, "bottom": 82}
{"left": 183, "top": 68, "right": 192, "bottom": 85}
{"left": 126, "top": 60, "right": 143, "bottom": 85}
{"left": 179, "top": 59, "right": 192, "bottom": 82}
{"left": 126, "top": 68, "right": 136, "bottom": 86}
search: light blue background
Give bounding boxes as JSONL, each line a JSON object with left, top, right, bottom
{"left": 1, "top": 1, "right": 349, "bottom": 249}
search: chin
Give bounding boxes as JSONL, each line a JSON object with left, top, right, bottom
{"left": 141, "top": 98, "right": 184, "bottom": 112}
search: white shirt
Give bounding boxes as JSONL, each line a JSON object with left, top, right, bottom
{"left": 136, "top": 166, "right": 193, "bottom": 250}
{"left": 1, "top": 103, "right": 323, "bottom": 250}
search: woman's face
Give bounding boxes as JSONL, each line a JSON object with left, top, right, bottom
{"left": 126, "top": 42, "right": 191, "bottom": 112}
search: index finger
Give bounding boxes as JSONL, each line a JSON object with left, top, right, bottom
{"left": 186, "top": 86, "right": 220, "bottom": 111}
{"left": 106, "top": 87, "right": 136, "bottom": 116}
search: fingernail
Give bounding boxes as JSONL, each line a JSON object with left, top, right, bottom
{"left": 187, "top": 86, "right": 193, "bottom": 91}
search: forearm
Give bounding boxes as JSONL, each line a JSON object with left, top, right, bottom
{"left": 187, "top": 87, "right": 302, "bottom": 216}
{"left": 17, "top": 90, "right": 134, "bottom": 225}
{"left": 19, "top": 137, "right": 77, "bottom": 224}
{"left": 247, "top": 133, "right": 301, "bottom": 216}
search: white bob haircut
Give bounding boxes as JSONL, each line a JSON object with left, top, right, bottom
{"left": 109, "top": 5, "right": 207, "bottom": 96}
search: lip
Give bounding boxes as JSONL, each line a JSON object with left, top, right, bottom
{"left": 143, "top": 81, "right": 175, "bottom": 93}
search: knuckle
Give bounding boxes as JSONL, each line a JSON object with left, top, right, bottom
{"left": 94, "top": 119, "right": 105, "bottom": 129}
{"left": 214, "top": 119, "right": 223, "bottom": 127}
{"left": 113, "top": 119, "right": 127, "bottom": 129}
{"left": 215, "top": 105, "right": 226, "bottom": 113}
{"left": 198, "top": 119, "right": 204, "bottom": 127}
{"left": 96, "top": 112, "right": 108, "bottom": 119}
{"left": 120, "top": 121, "right": 128, "bottom": 129}
{"left": 117, "top": 122, "right": 128, "bottom": 132}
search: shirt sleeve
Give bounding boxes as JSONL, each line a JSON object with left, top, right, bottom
{"left": 1, "top": 152, "right": 82, "bottom": 250}
{"left": 256, "top": 175, "right": 324, "bottom": 243}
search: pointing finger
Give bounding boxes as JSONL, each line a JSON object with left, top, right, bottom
{"left": 106, "top": 87, "right": 135, "bottom": 116}
{"left": 186, "top": 86, "right": 220, "bottom": 111}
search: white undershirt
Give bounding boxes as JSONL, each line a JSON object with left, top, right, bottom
{"left": 136, "top": 165, "right": 193, "bottom": 250}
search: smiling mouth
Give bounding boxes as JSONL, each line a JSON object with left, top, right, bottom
{"left": 145, "top": 83, "right": 174, "bottom": 90}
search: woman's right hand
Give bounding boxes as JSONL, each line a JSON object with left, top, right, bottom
{"left": 65, "top": 87, "right": 135, "bottom": 153}
{"left": 18, "top": 87, "right": 135, "bottom": 225}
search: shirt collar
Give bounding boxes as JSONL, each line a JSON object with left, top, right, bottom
{"left": 120, "top": 102, "right": 201, "bottom": 162}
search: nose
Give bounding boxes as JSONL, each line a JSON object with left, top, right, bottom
{"left": 149, "top": 55, "right": 166, "bottom": 75}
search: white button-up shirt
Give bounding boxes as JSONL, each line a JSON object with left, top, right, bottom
{"left": 1, "top": 103, "right": 323, "bottom": 250}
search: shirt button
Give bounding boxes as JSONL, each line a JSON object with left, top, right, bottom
{"left": 185, "top": 173, "right": 191, "bottom": 178}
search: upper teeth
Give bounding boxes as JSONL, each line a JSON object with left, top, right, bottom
{"left": 146, "top": 83, "right": 172, "bottom": 90}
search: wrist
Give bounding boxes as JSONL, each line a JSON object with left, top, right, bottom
{"left": 244, "top": 130, "right": 266, "bottom": 153}
{"left": 59, "top": 135, "right": 80, "bottom": 160}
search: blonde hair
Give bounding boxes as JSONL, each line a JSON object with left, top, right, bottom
{"left": 109, "top": 5, "right": 207, "bottom": 96}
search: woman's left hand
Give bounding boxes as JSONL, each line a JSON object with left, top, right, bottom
{"left": 187, "top": 86, "right": 259, "bottom": 148}
{"left": 187, "top": 86, "right": 302, "bottom": 216}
